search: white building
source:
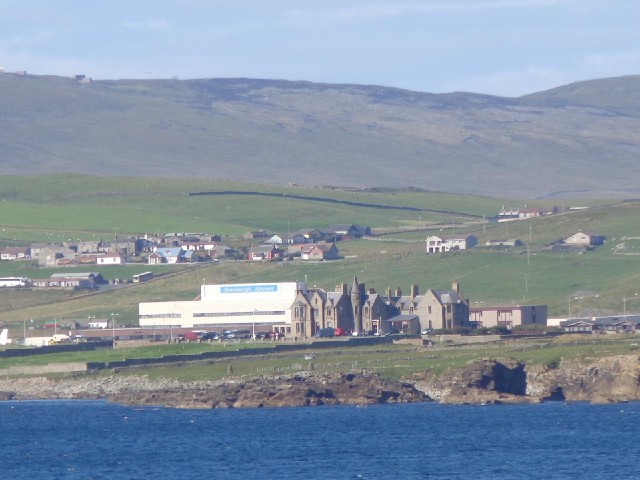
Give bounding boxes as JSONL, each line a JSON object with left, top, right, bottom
{"left": 139, "top": 281, "right": 305, "bottom": 330}
{"left": 426, "top": 235, "right": 477, "bottom": 253}
{"left": 97, "top": 254, "right": 124, "bottom": 265}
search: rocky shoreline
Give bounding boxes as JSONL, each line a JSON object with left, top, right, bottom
{"left": 1, "top": 353, "right": 638, "bottom": 408}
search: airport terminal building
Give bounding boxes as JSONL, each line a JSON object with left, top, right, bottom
{"left": 139, "top": 282, "right": 305, "bottom": 334}
{"left": 139, "top": 278, "right": 481, "bottom": 340}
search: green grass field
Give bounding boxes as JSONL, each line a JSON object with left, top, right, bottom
{"left": 2, "top": 335, "right": 637, "bottom": 383}
{"left": 0, "top": 175, "right": 639, "bottom": 331}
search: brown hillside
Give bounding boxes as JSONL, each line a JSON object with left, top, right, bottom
{"left": 1, "top": 73, "right": 639, "bottom": 199}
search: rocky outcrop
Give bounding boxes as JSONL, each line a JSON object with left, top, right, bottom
{"left": 410, "top": 354, "right": 640, "bottom": 404}
{"left": 409, "top": 358, "right": 532, "bottom": 404}
{"left": 0, "top": 372, "right": 430, "bottom": 409}
{"left": 526, "top": 354, "right": 640, "bottom": 403}
{"left": 1, "top": 354, "right": 638, "bottom": 408}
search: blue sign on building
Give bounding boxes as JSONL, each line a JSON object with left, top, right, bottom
{"left": 220, "top": 284, "right": 278, "bottom": 294}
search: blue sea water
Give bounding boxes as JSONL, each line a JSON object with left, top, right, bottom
{"left": 1, "top": 400, "right": 639, "bottom": 480}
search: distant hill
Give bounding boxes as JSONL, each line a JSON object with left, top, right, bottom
{"left": 1, "top": 73, "right": 640, "bottom": 199}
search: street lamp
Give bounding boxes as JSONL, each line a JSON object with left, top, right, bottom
{"left": 252, "top": 309, "right": 258, "bottom": 341}
{"left": 110, "top": 312, "right": 119, "bottom": 348}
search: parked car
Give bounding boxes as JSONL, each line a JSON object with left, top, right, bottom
{"left": 235, "top": 330, "right": 252, "bottom": 339}
{"left": 314, "top": 327, "right": 335, "bottom": 338}
{"left": 334, "top": 328, "right": 348, "bottom": 336}
{"left": 201, "top": 331, "right": 221, "bottom": 340}
{"left": 184, "top": 331, "right": 205, "bottom": 341}
{"left": 255, "top": 331, "right": 271, "bottom": 340}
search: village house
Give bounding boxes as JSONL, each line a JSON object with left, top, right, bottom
{"left": 327, "top": 224, "right": 371, "bottom": 239}
{"left": 148, "top": 247, "right": 192, "bottom": 264}
{"left": 247, "top": 245, "right": 284, "bottom": 261}
{"left": 0, "top": 246, "right": 31, "bottom": 260}
{"left": 96, "top": 254, "right": 125, "bottom": 266}
{"left": 469, "top": 305, "right": 547, "bottom": 330}
{"left": 564, "top": 231, "right": 606, "bottom": 247}
{"left": 72, "top": 240, "right": 109, "bottom": 254}
{"left": 426, "top": 235, "right": 477, "bottom": 253}
{"left": 560, "top": 315, "right": 640, "bottom": 334}
{"left": 485, "top": 239, "right": 523, "bottom": 248}
{"left": 35, "top": 245, "right": 77, "bottom": 267}
{"left": 243, "top": 230, "right": 270, "bottom": 240}
{"left": 300, "top": 243, "right": 339, "bottom": 261}
{"left": 32, "top": 272, "right": 105, "bottom": 289}
{"left": 206, "top": 245, "right": 233, "bottom": 259}
{"left": 497, "top": 206, "right": 558, "bottom": 221}
{"left": 180, "top": 239, "right": 219, "bottom": 251}
{"left": 417, "top": 283, "right": 470, "bottom": 331}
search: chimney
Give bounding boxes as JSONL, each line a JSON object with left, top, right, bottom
{"left": 452, "top": 282, "right": 460, "bottom": 293}
{"left": 410, "top": 285, "right": 419, "bottom": 298}
{"left": 395, "top": 287, "right": 402, "bottom": 297}
{"left": 368, "top": 288, "right": 376, "bottom": 294}
{"left": 386, "top": 287, "right": 392, "bottom": 298}
{"left": 336, "top": 283, "right": 348, "bottom": 295}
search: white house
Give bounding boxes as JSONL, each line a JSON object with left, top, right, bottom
{"left": 426, "top": 235, "right": 477, "bottom": 253}
{"left": 97, "top": 254, "right": 124, "bottom": 265}
{"left": 564, "top": 231, "right": 605, "bottom": 246}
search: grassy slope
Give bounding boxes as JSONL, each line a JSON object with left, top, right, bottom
{"left": 2, "top": 336, "right": 637, "bottom": 383}
{"left": 0, "top": 175, "right": 639, "bottom": 328}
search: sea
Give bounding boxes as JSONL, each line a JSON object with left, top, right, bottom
{"left": 1, "top": 400, "right": 639, "bottom": 480}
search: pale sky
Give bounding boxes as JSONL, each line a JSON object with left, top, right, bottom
{"left": 1, "top": 0, "right": 639, "bottom": 97}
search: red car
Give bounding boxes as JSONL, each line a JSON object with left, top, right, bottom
{"left": 334, "top": 328, "right": 348, "bottom": 336}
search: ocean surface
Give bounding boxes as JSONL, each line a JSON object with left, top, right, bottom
{"left": 1, "top": 400, "right": 639, "bottom": 479}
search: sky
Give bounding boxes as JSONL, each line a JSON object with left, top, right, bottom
{"left": 1, "top": 0, "right": 639, "bottom": 97}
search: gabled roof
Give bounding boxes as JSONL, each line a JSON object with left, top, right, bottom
{"left": 301, "top": 243, "right": 335, "bottom": 254}
{"left": 155, "top": 247, "right": 184, "bottom": 257}
{"left": 386, "top": 314, "right": 419, "bottom": 322}
{"left": 249, "top": 244, "right": 281, "bottom": 253}
{"left": 395, "top": 295, "right": 415, "bottom": 309}
{"left": 431, "top": 289, "right": 466, "bottom": 305}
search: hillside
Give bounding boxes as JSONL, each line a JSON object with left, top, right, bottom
{"left": 0, "top": 176, "right": 639, "bottom": 326}
{"left": 1, "top": 73, "right": 640, "bottom": 199}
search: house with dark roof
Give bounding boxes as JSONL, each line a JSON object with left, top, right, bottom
{"left": 327, "top": 224, "right": 371, "bottom": 238}
{"left": 417, "top": 282, "right": 469, "bottom": 331}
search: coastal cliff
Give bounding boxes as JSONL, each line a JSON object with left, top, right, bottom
{"left": 0, "top": 353, "right": 638, "bottom": 408}
{"left": 410, "top": 353, "right": 640, "bottom": 404}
